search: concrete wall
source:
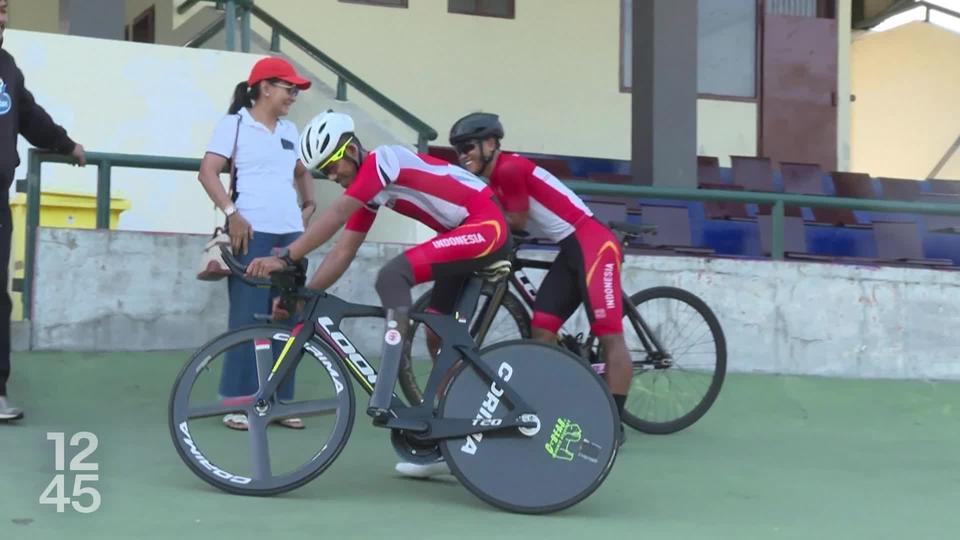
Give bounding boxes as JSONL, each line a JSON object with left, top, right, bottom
{"left": 31, "top": 227, "right": 416, "bottom": 353}
{"left": 851, "top": 22, "right": 960, "bottom": 179}
{"left": 615, "top": 253, "right": 960, "bottom": 381}
{"left": 64, "top": 0, "right": 125, "bottom": 40}
{"left": 30, "top": 227, "right": 960, "bottom": 381}
{"left": 33, "top": 228, "right": 226, "bottom": 351}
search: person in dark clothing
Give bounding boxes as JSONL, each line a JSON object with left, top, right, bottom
{"left": 0, "top": 0, "right": 86, "bottom": 422}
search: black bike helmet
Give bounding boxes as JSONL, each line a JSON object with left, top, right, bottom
{"left": 449, "top": 112, "right": 504, "bottom": 145}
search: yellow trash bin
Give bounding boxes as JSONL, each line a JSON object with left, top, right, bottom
{"left": 7, "top": 190, "right": 131, "bottom": 321}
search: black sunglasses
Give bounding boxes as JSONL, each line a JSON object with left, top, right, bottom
{"left": 269, "top": 81, "right": 300, "bottom": 97}
{"left": 454, "top": 141, "right": 477, "bottom": 155}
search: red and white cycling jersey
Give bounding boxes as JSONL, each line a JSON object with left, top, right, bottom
{"left": 488, "top": 152, "right": 593, "bottom": 242}
{"left": 344, "top": 145, "right": 495, "bottom": 233}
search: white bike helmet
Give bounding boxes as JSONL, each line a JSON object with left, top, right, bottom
{"left": 299, "top": 110, "right": 356, "bottom": 170}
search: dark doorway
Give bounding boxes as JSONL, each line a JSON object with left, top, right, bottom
{"left": 130, "top": 5, "right": 155, "bottom": 43}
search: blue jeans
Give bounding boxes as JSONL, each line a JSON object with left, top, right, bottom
{"left": 219, "top": 231, "right": 301, "bottom": 399}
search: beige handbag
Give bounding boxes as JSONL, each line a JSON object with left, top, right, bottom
{"left": 196, "top": 226, "right": 232, "bottom": 281}
{"left": 196, "top": 115, "right": 241, "bottom": 281}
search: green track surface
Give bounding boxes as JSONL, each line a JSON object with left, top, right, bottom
{"left": 2, "top": 351, "right": 958, "bottom": 539}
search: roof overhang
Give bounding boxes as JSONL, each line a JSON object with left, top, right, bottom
{"left": 857, "top": 0, "right": 960, "bottom": 34}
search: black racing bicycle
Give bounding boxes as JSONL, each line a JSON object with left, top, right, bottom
{"left": 399, "top": 222, "right": 727, "bottom": 435}
{"left": 168, "top": 246, "right": 618, "bottom": 514}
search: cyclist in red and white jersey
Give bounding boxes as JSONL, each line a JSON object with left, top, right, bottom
{"left": 248, "top": 111, "right": 512, "bottom": 477}
{"left": 448, "top": 112, "right": 632, "bottom": 429}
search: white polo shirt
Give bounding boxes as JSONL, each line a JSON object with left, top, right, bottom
{"left": 206, "top": 108, "right": 303, "bottom": 234}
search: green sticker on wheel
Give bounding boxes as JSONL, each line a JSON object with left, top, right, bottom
{"left": 545, "top": 418, "right": 582, "bottom": 461}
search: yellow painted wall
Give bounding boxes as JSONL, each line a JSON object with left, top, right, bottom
{"left": 698, "top": 100, "right": 757, "bottom": 167}
{"left": 252, "top": 0, "right": 758, "bottom": 162}
{"left": 12, "top": 0, "right": 757, "bottom": 164}
{"left": 851, "top": 22, "right": 960, "bottom": 179}
{"left": 7, "top": 0, "right": 61, "bottom": 33}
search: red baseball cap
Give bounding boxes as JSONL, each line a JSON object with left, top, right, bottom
{"left": 247, "top": 57, "right": 312, "bottom": 90}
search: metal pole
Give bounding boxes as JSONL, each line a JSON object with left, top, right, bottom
{"left": 240, "top": 5, "right": 251, "bottom": 53}
{"left": 23, "top": 150, "right": 42, "bottom": 320}
{"left": 224, "top": 0, "right": 236, "bottom": 51}
{"left": 270, "top": 28, "right": 281, "bottom": 52}
{"left": 771, "top": 200, "right": 785, "bottom": 260}
{"left": 336, "top": 77, "right": 347, "bottom": 101}
{"left": 631, "top": 0, "right": 697, "bottom": 187}
{"left": 417, "top": 133, "right": 428, "bottom": 154}
{"left": 96, "top": 162, "right": 112, "bottom": 230}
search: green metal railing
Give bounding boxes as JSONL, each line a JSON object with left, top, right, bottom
{"left": 20, "top": 149, "right": 322, "bottom": 319}
{"left": 182, "top": 0, "right": 437, "bottom": 152}
{"left": 21, "top": 149, "right": 960, "bottom": 320}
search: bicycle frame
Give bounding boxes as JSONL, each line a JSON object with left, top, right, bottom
{"left": 472, "top": 245, "right": 669, "bottom": 360}
{"left": 254, "top": 277, "right": 538, "bottom": 441}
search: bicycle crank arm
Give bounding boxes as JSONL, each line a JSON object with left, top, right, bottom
{"left": 409, "top": 414, "right": 540, "bottom": 442}
{"left": 377, "top": 417, "right": 431, "bottom": 432}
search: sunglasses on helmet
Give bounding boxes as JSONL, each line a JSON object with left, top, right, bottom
{"left": 317, "top": 136, "right": 354, "bottom": 174}
{"left": 454, "top": 141, "right": 478, "bottom": 156}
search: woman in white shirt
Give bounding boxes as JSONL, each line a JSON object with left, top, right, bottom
{"left": 198, "top": 57, "right": 315, "bottom": 430}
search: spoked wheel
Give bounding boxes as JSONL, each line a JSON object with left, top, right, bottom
{"left": 618, "top": 287, "right": 727, "bottom": 434}
{"left": 399, "top": 284, "right": 530, "bottom": 406}
{"left": 169, "top": 325, "right": 355, "bottom": 495}
{"left": 439, "top": 341, "right": 618, "bottom": 514}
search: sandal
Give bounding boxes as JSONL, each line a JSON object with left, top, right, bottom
{"left": 276, "top": 417, "right": 305, "bottom": 430}
{"left": 223, "top": 414, "right": 304, "bottom": 430}
{"left": 223, "top": 413, "right": 249, "bottom": 431}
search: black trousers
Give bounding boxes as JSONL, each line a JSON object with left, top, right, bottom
{"left": 0, "top": 197, "right": 11, "bottom": 396}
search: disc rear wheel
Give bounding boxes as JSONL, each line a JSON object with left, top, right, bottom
{"left": 439, "top": 340, "right": 618, "bottom": 514}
